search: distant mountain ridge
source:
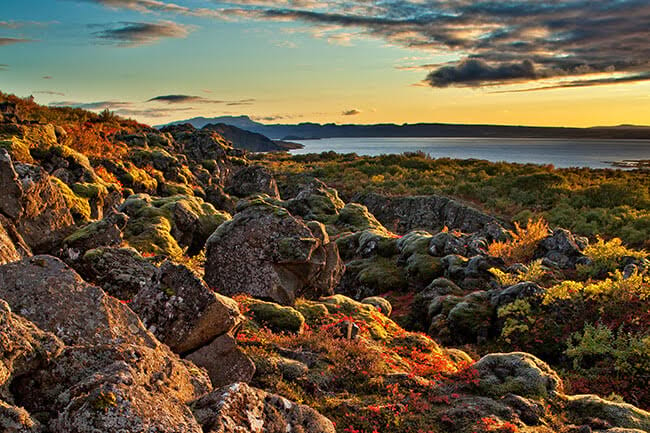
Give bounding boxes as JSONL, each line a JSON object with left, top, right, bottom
{"left": 159, "top": 116, "right": 650, "bottom": 140}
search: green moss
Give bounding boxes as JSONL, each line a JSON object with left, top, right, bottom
{"left": 247, "top": 299, "right": 306, "bottom": 333}
{"left": 350, "top": 256, "right": 407, "bottom": 292}
{"left": 336, "top": 203, "right": 388, "bottom": 233}
{"left": 160, "top": 182, "right": 194, "bottom": 196}
{"left": 295, "top": 299, "right": 330, "bottom": 325}
{"left": 72, "top": 182, "right": 108, "bottom": 199}
{"left": 124, "top": 214, "right": 183, "bottom": 258}
{"left": 405, "top": 253, "right": 443, "bottom": 285}
{"left": 51, "top": 177, "right": 91, "bottom": 222}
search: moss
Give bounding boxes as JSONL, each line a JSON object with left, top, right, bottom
{"left": 277, "top": 237, "right": 319, "bottom": 261}
{"left": 295, "top": 299, "right": 330, "bottom": 325}
{"left": 0, "top": 136, "right": 34, "bottom": 162}
{"left": 566, "top": 394, "right": 650, "bottom": 431}
{"left": 247, "top": 299, "right": 306, "bottom": 334}
{"left": 72, "top": 182, "right": 108, "bottom": 199}
{"left": 318, "top": 295, "right": 402, "bottom": 341}
{"left": 336, "top": 203, "right": 388, "bottom": 233}
{"left": 124, "top": 215, "right": 183, "bottom": 258}
{"left": 405, "top": 253, "right": 443, "bottom": 285}
{"left": 351, "top": 256, "right": 407, "bottom": 292}
{"left": 51, "top": 177, "right": 91, "bottom": 222}
{"left": 361, "top": 296, "right": 392, "bottom": 316}
{"left": 160, "top": 182, "right": 194, "bottom": 197}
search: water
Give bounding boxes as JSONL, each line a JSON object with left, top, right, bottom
{"left": 289, "top": 137, "right": 650, "bottom": 169}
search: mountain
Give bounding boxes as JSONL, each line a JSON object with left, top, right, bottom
{"left": 160, "top": 115, "right": 650, "bottom": 140}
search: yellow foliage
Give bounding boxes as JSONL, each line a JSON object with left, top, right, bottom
{"left": 490, "top": 259, "right": 546, "bottom": 286}
{"left": 544, "top": 270, "right": 650, "bottom": 305}
{"left": 488, "top": 218, "right": 549, "bottom": 265}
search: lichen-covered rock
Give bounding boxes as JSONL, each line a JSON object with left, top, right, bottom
{"left": 132, "top": 261, "right": 242, "bottom": 353}
{"left": 536, "top": 228, "right": 587, "bottom": 269}
{"left": 0, "top": 299, "right": 63, "bottom": 396}
{"left": 335, "top": 202, "right": 389, "bottom": 234}
{"left": 0, "top": 255, "right": 156, "bottom": 347}
{"left": 204, "top": 200, "right": 344, "bottom": 305}
{"left": 226, "top": 165, "right": 280, "bottom": 199}
{"left": 428, "top": 290, "right": 493, "bottom": 345}
{"left": 337, "top": 256, "right": 407, "bottom": 299}
{"left": 355, "top": 192, "right": 505, "bottom": 236}
{"left": 285, "top": 178, "right": 345, "bottom": 224}
{"left": 474, "top": 352, "right": 563, "bottom": 398}
{"left": 12, "top": 163, "right": 75, "bottom": 253}
{"left": 0, "top": 220, "right": 22, "bottom": 266}
{"left": 185, "top": 334, "right": 255, "bottom": 388}
{"left": 76, "top": 247, "right": 157, "bottom": 300}
{"left": 565, "top": 395, "right": 650, "bottom": 432}
{"left": 0, "top": 400, "right": 42, "bottom": 433}
{"left": 15, "top": 344, "right": 211, "bottom": 433}
{"left": 0, "top": 148, "right": 23, "bottom": 220}
{"left": 190, "top": 382, "right": 336, "bottom": 433}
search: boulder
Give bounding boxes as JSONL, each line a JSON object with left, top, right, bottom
{"left": 245, "top": 299, "right": 305, "bottom": 334}
{"left": 131, "top": 261, "right": 242, "bottom": 353}
{"left": 0, "top": 400, "right": 42, "bottom": 433}
{"left": 62, "top": 210, "right": 128, "bottom": 257}
{"left": 0, "top": 299, "right": 64, "bottom": 396}
{"left": 75, "top": 246, "right": 157, "bottom": 300}
{"left": 565, "top": 395, "right": 650, "bottom": 432}
{"left": 226, "top": 165, "right": 280, "bottom": 199}
{"left": 0, "top": 219, "right": 22, "bottom": 265}
{"left": 185, "top": 334, "right": 255, "bottom": 388}
{"left": 355, "top": 192, "right": 505, "bottom": 236}
{"left": 536, "top": 228, "right": 587, "bottom": 269}
{"left": 190, "top": 382, "right": 336, "bottom": 433}
{"left": 361, "top": 296, "right": 392, "bottom": 316}
{"left": 12, "top": 163, "right": 75, "bottom": 253}
{"left": 0, "top": 255, "right": 156, "bottom": 347}
{"left": 285, "top": 178, "right": 345, "bottom": 224}
{"left": 204, "top": 200, "right": 344, "bottom": 305}
{"left": 473, "top": 352, "right": 563, "bottom": 398}
{"left": 0, "top": 148, "right": 23, "bottom": 220}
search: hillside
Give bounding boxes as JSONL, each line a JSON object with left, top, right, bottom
{"left": 0, "top": 91, "right": 649, "bottom": 433}
{"left": 162, "top": 115, "right": 650, "bottom": 140}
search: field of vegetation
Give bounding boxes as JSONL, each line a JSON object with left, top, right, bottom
{"left": 254, "top": 151, "right": 650, "bottom": 248}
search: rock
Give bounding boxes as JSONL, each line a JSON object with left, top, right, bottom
{"left": 0, "top": 400, "right": 42, "bottom": 433}
{"left": 76, "top": 246, "right": 157, "bottom": 300}
{"left": 502, "top": 393, "right": 545, "bottom": 425}
{"left": 132, "top": 261, "right": 242, "bottom": 353}
{"left": 0, "top": 219, "right": 22, "bottom": 265}
{"left": 0, "top": 148, "right": 23, "bottom": 220}
{"left": 474, "top": 352, "right": 563, "bottom": 398}
{"left": 0, "top": 255, "right": 156, "bottom": 347}
{"left": 536, "top": 228, "right": 587, "bottom": 269}
{"left": 565, "top": 395, "right": 650, "bottom": 432}
{"left": 0, "top": 299, "right": 64, "bottom": 397}
{"left": 361, "top": 296, "right": 392, "bottom": 316}
{"left": 335, "top": 202, "right": 389, "bottom": 234}
{"left": 285, "top": 178, "right": 345, "bottom": 224}
{"left": 190, "top": 382, "right": 336, "bottom": 433}
{"left": 12, "top": 163, "right": 75, "bottom": 253}
{"left": 246, "top": 299, "right": 305, "bottom": 334}
{"left": 202, "top": 123, "right": 293, "bottom": 152}
{"left": 15, "top": 344, "right": 211, "bottom": 433}
{"left": 62, "top": 210, "right": 128, "bottom": 256}
{"left": 490, "top": 281, "right": 545, "bottom": 307}
{"left": 204, "top": 200, "right": 343, "bottom": 305}
{"left": 226, "top": 165, "right": 280, "bottom": 199}
{"left": 428, "top": 291, "right": 493, "bottom": 345}
{"left": 185, "top": 334, "right": 255, "bottom": 388}
{"left": 337, "top": 256, "right": 406, "bottom": 299}
{"left": 355, "top": 192, "right": 505, "bottom": 236}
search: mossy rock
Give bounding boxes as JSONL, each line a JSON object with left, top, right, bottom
{"left": 318, "top": 295, "right": 401, "bottom": 341}
{"left": 361, "top": 296, "right": 392, "bottom": 316}
{"left": 160, "top": 182, "right": 194, "bottom": 197}
{"left": 295, "top": 299, "right": 330, "bottom": 325}
{"left": 397, "top": 231, "right": 433, "bottom": 257}
{"left": 123, "top": 214, "right": 183, "bottom": 258}
{"left": 335, "top": 203, "right": 388, "bottom": 233}
{"left": 247, "top": 299, "right": 306, "bottom": 334}
{"left": 0, "top": 136, "right": 34, "bottom": 163}
{"left": 444, "top": 348, "right": 474, "bottom": 365}
{"left": 72, "top": 182, "right": 108, "bottom": 199}
{"left": 51, "top": 177, "right": 91, "bottom": 222}
{"left": 405, "top": 253, "right": 443, "bottom": 285}
{"left": 565, "top": 394, "right": 650, "bottom": 431}
{"left": 351, "top": 256, "right": 407, "bottom": 292}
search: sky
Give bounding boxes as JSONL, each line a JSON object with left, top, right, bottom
{"left": 1, "top": 0, "right": 649, "bottom": 127}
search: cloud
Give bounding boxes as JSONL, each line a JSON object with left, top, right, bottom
{"left": 147, "top": 94, "right": 255, "bottom": 105}
{"left": 92, "top": 20, "right": 192, "bottom": 46}
{"left": 49, "top": 100, "right": 133, "bottom": 110}
{"left": 426, "top": 59, "right": 539, "bottom": 87}
{"left": 342, "top": 108, "right": 361, "bottom": 116}
{"left": 492, "top": 72, "right": 650, "bottom": 93}
{"left": 0, "top": 37, "right": 33, "bottom": 46}
{"left": 0, "top": 64, "right": 8, "bottom": 71}
{"left": 42, "top": 76, "right": 53, "bottom": 79}
{"left": 34, "top": 90, "right": 65, "bottom": 96}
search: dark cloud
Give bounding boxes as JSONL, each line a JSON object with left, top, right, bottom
{"left": 342, "top": 108, "right": 362, "bottom": 116}
{"left": 492, "top": 72, "right": 650, "bottom": 93}
{"left": 0, "top": 37, "right": 33, "bottom": 46}
{"left": 426, "top": 59, "right": 539, "bottom": 87}
{"left": 92, "top": 20, "right": 191, "bottom": 46}
{"left": 49, "top": 100, "right": 133, "bottom": 110}
{"left": 147, "top": 95, "right": 255, "bottom": 105}
{"left": 42, "top": 76, "right": 53, "bottom": 79}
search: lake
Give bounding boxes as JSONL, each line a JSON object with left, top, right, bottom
{"left": 289, "top": 137, "right": 650, "bottom": 169}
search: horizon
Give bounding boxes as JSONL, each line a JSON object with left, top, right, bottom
{"left": 1, "top": 0, "right": 649, "bottom": 128}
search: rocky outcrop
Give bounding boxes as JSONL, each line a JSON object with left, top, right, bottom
{"left": 226, "top": 165, "right": 280, "bottom": 199}
{"left": 355, "top": 192, "right": 505, "bottom": 237}
{"left": 185, "top": 334, "right": 255, "bottom": 388}
{"left": 131, "top": 261, "right": 242, "bottom": 354}
{"left": 190, "top": 382, "right": 336, "bottom": 433}
{"left": 204, "top": 199, "right": 344, "bottom": 305}
{"left": 75, "top": 247, "right": 157, "bottom": 300}
{"left": 202, "top": 123, "right": 298, "bottom": 152}
{"left": 62, "top": 210, "right": 128, "bottom": 257}
{"left": 535, "top": 228, "right": 589, "bottom": 269}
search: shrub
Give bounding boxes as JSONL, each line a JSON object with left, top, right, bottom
{"left": 488, "top": 218, "right": 549, "bottom": 265}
